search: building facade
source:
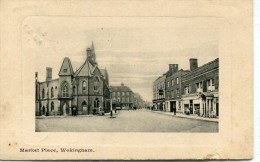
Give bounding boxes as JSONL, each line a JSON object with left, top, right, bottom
{"left": 133, "top": 93, "right": 145, "bottom": 109}
{"left": 165, "top": 64, "right": 189, "bottom": 113}
{"left": 152, "top": 74, "right": 166, "bottom": 111}
{"left": 110, "top": 83, "right": 134, "bottom": 109}
{"left": 181, "top": 58, "right": 219, "bottom": 118}
{"left": 35, "top": 42, "right": 111, "bottom": 116}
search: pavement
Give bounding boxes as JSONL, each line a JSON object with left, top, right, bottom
{"left": 36, "top": 109, "right": 218, "bottom": 132}
{"left": 150, "top": 110, "right": 219, "bottom": 122}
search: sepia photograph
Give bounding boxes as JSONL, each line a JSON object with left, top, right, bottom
{"left": 0, "top": 0, "right": 253, "bottom": 160}
{"left": 28, "top": 17, "right": 219, "bottom": 132}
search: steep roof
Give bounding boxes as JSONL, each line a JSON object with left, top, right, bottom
{"left": 58, "top": 57, "right": 74, "bottom": 76}
{"left": 74, "top": 60, "right": 96, "bottom": 77}
{"left": 100, "top": 68, "right": 109, "bottom": 79}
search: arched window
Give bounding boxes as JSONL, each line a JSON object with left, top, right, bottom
{"left": 51, "top": 87, "right": 54, "bottom": 98}
{"left": 42, "top": 88, "right": 45, "bottom": 99}
{"left": 94, "top": 76, "right": 99, "bottom": 91}
{"left": 94, "top": 98, "right": 100, "bottom": 108}
{"left": 73, "top": 86, "right": 76, "bottom": 95}
{"left": 51, "top": 102, "right": 54, "bottom": 112}
{"left": 82, "top": 81, "right": 87, "bottom": 91}
{"left": 62, "top": 84, "right": 68, "bottom": 97}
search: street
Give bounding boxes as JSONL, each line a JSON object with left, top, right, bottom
{"left": 36, "top": 109, "right": 218, "bottom": 132}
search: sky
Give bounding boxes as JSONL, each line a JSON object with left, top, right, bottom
{"left": 22, "top": 16, "right": 220, "bottom": 101}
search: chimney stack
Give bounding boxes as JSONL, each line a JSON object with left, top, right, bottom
{"left": 189, "top": 58, "right": 198, "bottom": 71}
{"left": 169, "top": 64, "right": 179, "bottom": 74}
{"left": 46, "top": 67, "right": 52, "bottom": 81}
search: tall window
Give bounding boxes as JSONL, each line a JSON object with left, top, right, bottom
{"left": 184, "top": 86, "right": 190, "bottom": 94}
{"left": 167, "top": 81, "right": 170, "bottom": 87}
{"left": 51, "top": 102, "right": 54, "bottom": 112}
{"left": 73, "top": 86, "right": 76, "bottom": 95}
{"left": 51, "top": 87, "right": 54, "bottom": 98}
{"left": 62, "top": 84, "right": 68, "bottom": 97}
{"left": 176, "top": 88, "right": 180, "bottom": 96}
{"left": 94, "top": 98, "right": 100, "bottom": 107}
{"left": 122, "top": 92, "right": 125, "bottom": 96}
{"left": 82, "top": 81, "right": 87, "bottom": 91}
{"left": 171, "top": 79, "right": 174, "bottom": 86}
{"left": 94, "top": 77, "right": 99, "bottom": 91}
{"left": 42, "top": 88, "right": 45, "bottom": 99}
{"left": 196, "top": 82, "right": 203, "bottom": 92}
{"left": 207, "top": 79, "right": 215, "bottom": 91}
{"left": 176, "top": 77, "right": 179, "bottom": 84}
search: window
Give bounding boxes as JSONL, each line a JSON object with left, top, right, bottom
{"left": 176, "top": 88, "right": 180, "bottom": 96}
{"left": 117, "top": 92, "right": 120, "bottom": 96}
{"left": 122, "top": 92, "right": 125, "bottom": 96}
{"left": 176, "top": 77, "right": 179, "bottom": 84}
{"left": 184, "top": 86, "right": 190, "bottom": 94}
{"left": 73, "top": 86, "right": 76, "bottom": 95}
{"left": 42, "top": 88, "right": 45, "bottom": 98}
{"left": 172, "top": 91, "right": 174, "bottom": 98}
{"left": 171, "top": 79, "right": 174, "bottom": 86}
{"left": 62, "top": 85, "right": 68, "bottom": 97}
{"left": 94, "top": 98, "right": 100, "bottom": 108}
{"left": 63, "top": 69, "right": 67, "bottom": 73}
{"left": 113, "top": 92, "right": 116, "bottom": 97}
{"left": 167, "top": 81, "right": 170, "bottom": 87}
{"left": 51, "top": 87, "right": 54, "bottom": 98}
{"left": 207, "top": 79, "right": 215, "bottom": 91}
{"left": 94, "top": 76, "right": 99, "bottom": 91}
{"left": 51, "top": 102, "right": 54, "bottom": 112}
{"left": 82, "top": 81, "right": 87, "bottom": 91}
{"left": 196, "top": 82, "right": 203, "bottom": 92}
{"left": 126, "top": 92, "right": 129, "bottom": 96}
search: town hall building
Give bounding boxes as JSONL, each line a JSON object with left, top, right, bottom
{"left": 35, "top": 42, "right": 111, "bottom": 116}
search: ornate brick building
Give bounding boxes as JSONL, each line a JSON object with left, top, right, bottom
{"left": 181, "top": 58, "right": 219, "bottom": 118}
{"left": 35, "top": 42, "right": 111, "bottom": 116}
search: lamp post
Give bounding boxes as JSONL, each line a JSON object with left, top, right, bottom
{"left": 110, "top": 91, "right": 113, "bottom": 117}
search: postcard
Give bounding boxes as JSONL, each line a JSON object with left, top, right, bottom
{"left": 0, "top": 0, "right": 253, "bottom": 160}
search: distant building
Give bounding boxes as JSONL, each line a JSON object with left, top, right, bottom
{"left": 165, "top": 64, "right": 189, "bottom": 113}
{"left": 109, "top": 83, "right": 134, "bottom": 109}
{"left": 152, "top": 74, "right": 166, "bottom": 111}
{"left": 181, "top": 58, "right": 219, "bottom": 118}
{"left": 35, "top": 42, "right": 111, "bottom": 116}
{"left": 133, "top": 93, "right": 145, "bottom": 109}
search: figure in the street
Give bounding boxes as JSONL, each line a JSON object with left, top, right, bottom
{"left": 173, "top": 105, "right": 176, "bottom": 115}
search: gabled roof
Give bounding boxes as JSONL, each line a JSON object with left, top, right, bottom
{"left": 100, "top": 68, "right": 109, "bottom": 79}
{"left": 58, "top": 57, "right": 74, "bottom": 76}
{"left": 74, "top": 60, "right": 97, "bottom": 77}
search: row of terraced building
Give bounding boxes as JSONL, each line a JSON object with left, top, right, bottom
{"left": 152, "top": 58, "right": 219, "bottom": 118}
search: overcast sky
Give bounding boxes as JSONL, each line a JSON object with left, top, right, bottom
{"left": 22, "top": 17, "right": 219, "bottom": 101}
